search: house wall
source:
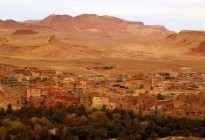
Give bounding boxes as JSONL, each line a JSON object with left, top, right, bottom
{"left": 27, "top": 89, "right": 41, "bottom": 98}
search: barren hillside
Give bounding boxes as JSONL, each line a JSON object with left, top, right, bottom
{"left": 148, "top": 30, "right": 205, "bottom": 59}
{"left": 0, "top": 15, "right": 204, "bottom": 61}
{"left": 34, "top": 14, "right": 174, "bottom": 41}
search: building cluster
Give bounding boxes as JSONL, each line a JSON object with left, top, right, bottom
{"left": 0, "top": 64, "right": 205, "bottom": 118}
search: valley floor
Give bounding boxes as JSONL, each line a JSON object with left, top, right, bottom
{"left": 1, "top": 56, "right": 205, "bottom": 75}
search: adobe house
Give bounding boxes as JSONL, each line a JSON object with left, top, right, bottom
{"left": 26, "top": 88, "right": 48, "bottom": 98}
{"left": 152, "top": 86, "right": 164, "bottom": 95}
{"left": 157, "top": 100, "right": 173, "bottom": 111}
{"left": 30, "top": 71, "right": 40, "bottom": 78}
{"left": 0, "top": 64, "right": 14, "bottom": 73}
{"left": 18, "top": 81, "right": 29, "bottom": 87}
{"left": 121, "top": 102, "right": 130, "bottom": 110}
{"left": 48, "top": 86, "right": 67, "bottom": 95}
{"left": 159, "top": 72, "right": 171, "bottom": 78}
{"left": 143, "top": 77, "right": 152, "bottom": 90}
{"left": 106, "top": 103, "right": 117, "bottom": 110}
{"left": 92, "top": 97, "right": 107, "bottom": 109}
{"left": 118, "top": 74, "right": 129, "bottom": 81}
{"left": 134, "top": 89, "right": 147, "bottom": 95}
{"left": 132, "top": 82, "right": 144, "bottom": 89}
{"left": 27, "top": 89, "right": 42, "bottom": 98}
{"left": 179, "top": 67, "right": 192, "bottom": 74}
{"left": 68, "top": 88, "right": 84, "bottom": 94}
{"left": 129, "top": 104, "right": 142, "bottom": 114}
{"left": 55, "top": 70, "right": 63, "bottom": 75}
{"left": 150, "top": 106, "right": 164, "bottom": 116}
{"left": 80, "top": 95, "right": 92, "bottom": 107}
{"left": 92, "top": 97, "right": 116, "bottom": 110}
{"left": 13, "top": 68, "right": 28, "bottom": 75}
{"left": 79, "top": 92, "right": 100, "bottom": 107}
{"left": 141, "top": 95, "right": 158, "bottom": 111}
{"left": 1, "top": 75, "right": 17, "bottom": 87}
{"left": 55, "top": 95, "right": 79, "bottom": 107}
{"left": 172, "top": 100, "right": 182, "bottom": 108}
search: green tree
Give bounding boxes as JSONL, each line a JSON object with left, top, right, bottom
{"left": 6, "top": 103, "right": 13, "bottom": 115}
{"left": 89, "top": 111, "right": 109, "bottom": 122}
{"left": 149, "top": 132, "right": 158, "bottom": 140}
{"left": 65, "top": 113, "right": 78, "bottom": 125}
{"left": 34, "top": 123, "right": 50, "bottom": 140}
{"left": 76, "top": 104, "right": 86, "bottom": 116}
{"left": 78, "top": 115, "right": 88, "bottom": 125}
{"left": 0, "top": 119, "right": 35, "bottom": 140}
{"left": 112, "top": 113, "right": 121, "bottom": 121}
{"left": 0, "top": 107, "right": 6, "bottom": 117}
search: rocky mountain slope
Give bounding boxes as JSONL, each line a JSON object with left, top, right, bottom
{"left": 34, "top": 14, "right": 174, "bottom": 41}
{"left": 150, "top": 30, "right": 205, "bottom": 58}
{"left": 1, "top": 14, "right": 174, "bottom": 41}
{"left": 0, "top": 15, "right": 205, "bottom": 60}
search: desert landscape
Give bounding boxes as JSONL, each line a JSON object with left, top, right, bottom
{"left": 1, "top": 14, "right": 205, "bottom": 74}
{"left": 1, "top": 1, "right": 205, "bottom": 138}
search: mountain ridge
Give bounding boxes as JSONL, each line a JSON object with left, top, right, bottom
{"left": 0, "top": 14, "right": 205, "bottom": 60}
{"left": 34, "top": 14, "right": 174, "bottom": 40}
{"left": 0, "top": 14, "right": 175, "bottom": 41}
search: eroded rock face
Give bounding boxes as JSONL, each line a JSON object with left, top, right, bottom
{"left": 191, "top": 41, "right": 205, "bottom": 55}
{"left": 35, "top": 14, "right": 174, "bottom": 40}
{"left": 0, "top": 14, "right": 174, "bottom": 42}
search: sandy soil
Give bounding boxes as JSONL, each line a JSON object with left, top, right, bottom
{"left": 1, "top": 56, "right": 205, "bottom": 75}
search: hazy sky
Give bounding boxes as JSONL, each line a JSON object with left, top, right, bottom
{"left": 0, "top": 0, "right": 204, "bottom": 32}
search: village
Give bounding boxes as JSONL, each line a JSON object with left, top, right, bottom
{"left": 1, "top": 63, "right": 205, "bottom": 119}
